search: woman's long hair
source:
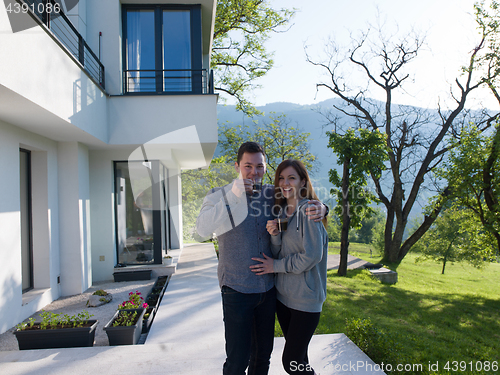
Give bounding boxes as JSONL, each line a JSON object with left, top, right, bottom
{"left": 273, "top": 159, "right": 327, "bottom": 227}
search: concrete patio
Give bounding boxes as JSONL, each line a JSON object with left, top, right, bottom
{"left": 0, "top": 243, "right": 385, "bottom": 375}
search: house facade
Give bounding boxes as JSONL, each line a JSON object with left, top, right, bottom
{"left": 0, "top": 0, "right": 218, "bottom": 334}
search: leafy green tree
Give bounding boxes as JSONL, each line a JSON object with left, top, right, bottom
{"left": 352, "top": 208, "right": 385, "bottom": 244}
{"left": 182, "top": 155, "right": 237, "bottom": 241}
{"left": 436, "top": 123, "right": 500, "bottom": 253}
{"left": 414, "top": 207, "right": 495, "bottom": 274}
{"left": 370, "top": 219, "right": 386, "bottom": 257}
{"left": 327, "top": 128, "right": 389, "bottom": 276}
{"left": 326, "top": 215, "right": 341, "bottom": 242}
{"left": 212, "top": 0, "right": 295, "bottom": 116}
{"left": 218, "top": 113, "right": 318, "bottom": 183}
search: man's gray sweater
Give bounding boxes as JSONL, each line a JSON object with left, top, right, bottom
{"left": 196, "top": 182, "right": 275, "bottom": 294}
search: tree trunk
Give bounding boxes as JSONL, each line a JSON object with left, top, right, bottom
{"left": 338, "top": 158, "right": 351, "bottom": 276}
{"left": 442, "top": 240, "right": 454, "bottom": 274}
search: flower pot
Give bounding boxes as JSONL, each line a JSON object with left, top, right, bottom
{"left": 14, "top": 320, "right": 99, "bottom": 350}
{"left": 164, "top": 257, "right": 173, "bottom": 266}
{"left": 113, "top": 270, "right": 152, "bottom": 282}
{"left": 142, "top": 306, "right": 157, "bottom": 334}
{"left": 154, "top": 275, "right": 169, "bottom": 288}
{"left": 146, "top": 293, "right": 161, "bottom": 310}
{"left": 103, "top": 308, "right": 145, "bottom": 346}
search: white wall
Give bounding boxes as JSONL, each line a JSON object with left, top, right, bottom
{"left": 58, "top": 142, "right": 92, "bottom": 296}
{"left": 0, "top": 4, "right": 108, "bottom": 144}
{"left": 108, "top": 95, "right": 218, "bottom": 147}
{"left": 86, "top": 0, "right": 122, "bottom": 95}
{"left": 0, "top": 120, "right": 61, "bottom": 335}
{"left": 89, "top": 150, "right": 120, "bottom": 282}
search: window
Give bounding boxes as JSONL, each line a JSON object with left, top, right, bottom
{"left": 122, "top": 5, "right": 203, "bottom": 94}
{"left": 114, "top": 161, "right": 169, "bottom": 265}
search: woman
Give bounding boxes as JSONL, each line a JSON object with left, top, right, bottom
{"left": 250, "top": 159, "right": 328, "bottom": 375}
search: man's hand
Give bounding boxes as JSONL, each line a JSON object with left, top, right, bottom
{"left": 250, "top": 254, "right": 274, "bottom": 275}
{"left": 231, "top": 177, "right": 253, "bottom": 197}
{"left": 305, "top": 200, "right": 327, "bottom": 222}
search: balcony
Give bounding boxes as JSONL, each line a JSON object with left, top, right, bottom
{"left": 19, "top": 0, "right": 105, "bottom": 90}
{"left": 122, "top": 69, "right": 214, "bottom": 95}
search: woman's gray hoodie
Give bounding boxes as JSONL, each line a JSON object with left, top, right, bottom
{"left": 271, "top": 198, "right": 328, "bottom": 313}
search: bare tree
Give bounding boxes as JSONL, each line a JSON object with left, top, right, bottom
{"left": 308, "top": 22, "right": 500, "bottom": 263}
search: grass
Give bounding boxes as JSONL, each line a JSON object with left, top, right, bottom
{"left": 304, "top": 242, "right": 500, "bottom": 374}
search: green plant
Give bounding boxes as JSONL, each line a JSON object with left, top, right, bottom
{"left": 92, "top": 289, "right": 108, "bottom": 296}
{"left": 118, "top": 291, "right": 148, "bottom": 310}
{"left": 16, "top": 310, "right": 94, "bottom": 331}
{"left": 15, "top": 318, "right": 35, "bottom": 331}
{"left": 112, "top": 310, "right": 138, "bottom": 327}
{"left": 345, "top": 317, "right": 401, "bottom": 366}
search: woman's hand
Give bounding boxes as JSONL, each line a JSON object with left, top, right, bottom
{"left": 266, "top": 219, "right": 279, "bottom": 236}
{"left": 250, "top": 254, "right": 274, "bottom": 275}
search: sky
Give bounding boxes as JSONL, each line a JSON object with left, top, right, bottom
{"left": 237, "top": 0, "right": 497, "bottom": 110}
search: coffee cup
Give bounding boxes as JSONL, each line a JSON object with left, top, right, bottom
{"left": 278, "top": 217, "right": 288, "bottom": 232}
{"left": 253, "top": 177, "right": 262, "bottom": 193}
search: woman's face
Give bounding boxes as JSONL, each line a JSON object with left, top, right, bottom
{"left": 278, "top": 166, "right": 305, "bottom": 200}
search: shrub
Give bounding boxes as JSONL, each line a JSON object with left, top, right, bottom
{"left": 345, "top": 317, "right": 402, "bottom": 367}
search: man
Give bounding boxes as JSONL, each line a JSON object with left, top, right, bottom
{"left": 196, "top": 142, "right": 326, "bottom": 375}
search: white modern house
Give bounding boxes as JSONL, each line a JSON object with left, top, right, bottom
{"left": 0, "top": 0, "right": 218, "bottom": 335}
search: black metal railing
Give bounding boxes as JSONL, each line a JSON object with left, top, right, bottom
{"left": 123, "top": 69, "right": 214, "bottom": 95}
{"left": 19, "top": 0, "right": 105, "bottom": 89}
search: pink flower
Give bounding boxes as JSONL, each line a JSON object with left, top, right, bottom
{"left": 142, "top": 303, "right": 149, "bottom": 309}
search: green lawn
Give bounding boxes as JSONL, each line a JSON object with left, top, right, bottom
{"left": 310, "top": 242, "right": 500, "bottom": 374}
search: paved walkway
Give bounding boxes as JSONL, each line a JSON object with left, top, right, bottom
{"left": 327, "top": 253, "right": 376, "bottom": 271}
{"left": 0, "top": 244, "right": 384, "bottom": 375}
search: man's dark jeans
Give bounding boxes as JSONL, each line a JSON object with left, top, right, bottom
{"left": 221, "top": 286, "right": 277, "bottom": 375}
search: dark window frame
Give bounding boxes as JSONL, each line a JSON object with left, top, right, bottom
{"left": 20, "top": 148, "right": 34, "bottom": 293}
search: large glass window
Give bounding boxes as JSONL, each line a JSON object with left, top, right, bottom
{"left": 163, "top": 10, "right": 192, "bottom": 91}
{"left": 123, "top": 5, "right": 201, "bottom": 94}
{"left": 125, "top": 10, "right": 156, "bottom": 92}
{"left": 114, "top": 161, "right": 169, "bottom": 265}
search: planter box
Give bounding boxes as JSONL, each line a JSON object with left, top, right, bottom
{"left": 146, "top": 293, "right": 161, "bottom": 310}
{"left": 104, "top": 308, "right": 145, "bottom": 346}
{"left": 142, "top": 307, "right": 157, "bottom": 334}
{"left": 113, "top": 270, "right": 152, "bottom": 282}
{"left": 14, "top": 320, "right": 99, "bottom": 350}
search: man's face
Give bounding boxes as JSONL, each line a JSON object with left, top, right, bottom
{"left": 235, "top": 152, "right": 266, "bottom": 180}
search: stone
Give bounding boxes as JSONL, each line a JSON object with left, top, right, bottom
{"left": 87, "top": 293, "right": 113, "bottom": 307}
{"left": 369, "top": 267, "right": 398, "bottom": 284}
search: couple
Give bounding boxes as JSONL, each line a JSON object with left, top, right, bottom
{"left": 196, "top": 142, "right": 328, "bottom": 375}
